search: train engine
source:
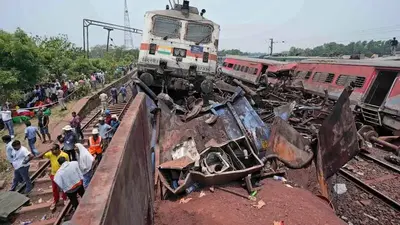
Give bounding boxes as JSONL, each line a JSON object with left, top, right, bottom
{"left": 138, "top": 1, "right": 220, "bottom": 93}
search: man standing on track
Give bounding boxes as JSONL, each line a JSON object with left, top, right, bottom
{"left": 61, "top": 125, "right": 78, "bottom": 161}
{"left": 391, "top": 37, "right": 398, "bottom": 56}
{"left": 1, "top": 105, "right": 14, "bottom": 139}
{"left": 56, "top": 87, "right": 67, "bottom": 111}
{"left": 2, "top": 135, "right": 14, "bottom": 165}
{"left": 24, "top": 121, "right": 42, "bottom": 156}
{"left": 37, "top": 143, "right": 69, "bottom": 211}
{"left": 10, "top": 140, "right": 34, "bottom": 195}
{"left": 75, "top": 143, "right": 94, "bottom": 189}
{"left": 98, "top": 117, "right": 112, "bottom": 146}
{"left": 88, "top": 128, "right": 103, "bottom": 161}
{"left": 110, "top": 87, "right": 118, "bottom": 104}
{"left": 37, "top": 109, "right": 52, "bottom": 143}
{"left": 99, "top": 92, "right": 108, "bottom": 113}
{"left": 119, "top": 85, "right": 127, "bottom": 103}
{"left": 70, "top": 112, "right": 84, "bottom": 140}
{"left": 54, "top": 157, "right": 85, "bottom": 210}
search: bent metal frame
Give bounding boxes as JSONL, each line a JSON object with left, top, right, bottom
{"left": 82, "top": 19, "right": 143, "bottom": 58}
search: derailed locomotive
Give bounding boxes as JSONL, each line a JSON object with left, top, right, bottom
{"left": 138, "top": 1, "right": 220, "bottom": 93}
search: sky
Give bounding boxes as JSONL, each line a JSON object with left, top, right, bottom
{"left": 1, "top": 0, "right": 400, "bottom": 53}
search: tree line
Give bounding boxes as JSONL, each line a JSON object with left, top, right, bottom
{"left": 219, "top": 39, "right": 394, "bottom": 57}
{"left": 287, "top": 40, "right": 393, "bottom": 57}
{"left": 0, "top": 28, "right": 139, "bottom": 103}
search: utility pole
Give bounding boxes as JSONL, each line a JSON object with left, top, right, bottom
{"left": 268, "top": 38, "right": 285, "bottom": 56}
{"left": 104, "top": 27, "right": 114, "bottom": 52}
{"left": 269, "top": 38, "right": 274, "bottom": 56}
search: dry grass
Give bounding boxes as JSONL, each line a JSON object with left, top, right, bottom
{"left": 0, "top": 100, "right": 78, "bottom": 188}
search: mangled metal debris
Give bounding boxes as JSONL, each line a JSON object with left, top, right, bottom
{"left": 134, "top": 69, "right": 361, "bottom": 204}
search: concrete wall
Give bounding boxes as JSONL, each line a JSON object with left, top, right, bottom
{"left": 71, "top": 93, "right": 154, "bottom": 225}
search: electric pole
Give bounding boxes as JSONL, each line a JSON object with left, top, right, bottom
{"left": 104, "top": 27, "right": 114, "bottom": 52}
{"left": 268, "top": 38, "right": 285, "bottom": 56}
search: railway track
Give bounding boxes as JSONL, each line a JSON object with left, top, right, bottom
{"left": 332, "top": 147, "right": 400, "bottom": 225}
{"left": 9, "top": 91, "right": 134, "bottom": 225}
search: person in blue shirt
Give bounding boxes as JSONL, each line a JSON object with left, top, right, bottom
{"left": 119, "top": 85, "right": 127, "bottom": 103}
{"left": 110, "top": 115, "right": 120, "bottom": 136}
{"left": 60, "top": 125, "right": 78, "bottom": 161}
{"left": 98, "top": 117, "right": 112, "bottom": 145}
{"left": 24, "top": 121, "right": 42, "bottom": 156}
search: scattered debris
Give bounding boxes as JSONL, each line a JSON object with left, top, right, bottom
{"left": 179, "top": 198, "right": 192, "bottom": 204}
{"left": 273, "top": 176, "right": 287, "bottom": 182}
{"left": 333, "top": 183, "right": 348, "bottom": 195}
{"left": 252, "top": 200, "right": 266, "bottom": 209}
{"left": 38, "top": 198, "right": 43, "bottom": 204}
{"left": 209, "top": 186, "right": 215, "bottom": 193}
{"left": 273, "top": 221, "right": 285, "bottom": 225}
{"left": 199, "top": 191, "right": 206, "bottom": 198}
{"left": 384, "top": 155, "right": 400, "bottom": 166}
{"left": 363, "top": 213, "right": 379, "bottom": 221}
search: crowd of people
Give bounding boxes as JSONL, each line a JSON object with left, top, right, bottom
{"left": 0, "top": 71, "right": 110, "bottom": 141}
{"left": 2, "top": 96, "right": 123, "bottom": 211}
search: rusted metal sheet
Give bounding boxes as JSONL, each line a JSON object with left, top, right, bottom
{"left": 317, "top": 85, "right": 360, "bottom": 179}
{"left": 268, "top": 117, "right": 312, "bottom": 166}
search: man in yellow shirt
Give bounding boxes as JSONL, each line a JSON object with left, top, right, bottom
{"left": 37, "top": 143, "right": 69, "bottom": 211}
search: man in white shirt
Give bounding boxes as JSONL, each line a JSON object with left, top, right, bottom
{"left": 10, "top": 140, "right": 34, "bottom": 194}
{"left": 2, "top": 135, "right": 14, "bottom": 164}
{"left": 54, "top": 156, "right": 85, "bottom": 209}
{"left": 56, "top": 87, "right": 67, "bottom": 111}
{"left": 99, "top": 92, "right": 108, "bottom": 113}
{"left": 1, "top": 106, "right": 14, "bottom": 138}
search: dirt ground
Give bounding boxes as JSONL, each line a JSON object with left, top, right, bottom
{"left": 155, "top": 179, "right": 345, "bottom": 225}
{"left": 0, "top": 100, "right": 78, "bottom": 189}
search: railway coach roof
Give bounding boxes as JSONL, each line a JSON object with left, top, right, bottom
{"left": 225, "top": 55, "right": 289, "bottom": 65}
{"left": 146, "top": 10, "right": 218, "bottom": 26}
{"left": 300, "top": 58, "right": 400, "bottom": 68}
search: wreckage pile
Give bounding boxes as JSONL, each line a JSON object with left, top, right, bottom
{"left": 140, "top": 75, "right": 396, "bottom": 224}
{"left": 152, "top": 75, "right": 355, "bottom": 194}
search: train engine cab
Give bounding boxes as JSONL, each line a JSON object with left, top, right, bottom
{"left": 138, "top": 1, "right": 220, "bottom": 92}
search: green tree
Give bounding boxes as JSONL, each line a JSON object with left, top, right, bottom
{"left": 287, "top": 39, "right": 393, "bottom": 57}
{"left": 0, "top": 28, "right": 136, "bottom": 104}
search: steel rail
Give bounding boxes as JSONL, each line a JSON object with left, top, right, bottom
{"left": 339, "top": 169, "right": 400, "bottom": 211}
{"left": 54, "top": 93, "right": 135, "bottom": 225}
{"left": 359, "top": 152, "right": 400, "bottom": 174}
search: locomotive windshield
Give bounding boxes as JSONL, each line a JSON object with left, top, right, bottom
{"left": 152, "top": 16, "right": 181, "bottom": 39}
{"left": 185, "top": 22, "right": 213, "bottom": 44}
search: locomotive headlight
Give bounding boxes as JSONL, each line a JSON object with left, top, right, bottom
{"left": 173, "top": 48, "right": 187, "bottom": 57}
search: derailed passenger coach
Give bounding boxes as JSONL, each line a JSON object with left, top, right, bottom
{"left": 138, "top": 1, "right": 220, "bottom": 92}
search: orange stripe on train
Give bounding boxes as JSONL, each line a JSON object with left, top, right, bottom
{"left": 140, "top": 43, "right": 217, "bottom": 61}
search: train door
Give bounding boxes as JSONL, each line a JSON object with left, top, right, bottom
{"left": 261, "top": 65, "right": 268, "bottom": 75}
{"left": 363, "top": 70, "right": 398, "bottom": 106}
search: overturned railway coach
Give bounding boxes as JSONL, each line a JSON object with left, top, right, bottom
{"left": 138, "top": 1, "right": 220, "bottom": 92}
{"left": 221, "top": 55, "right": 297, "bottom": 85}
{"left": 293, "top": 59, "right": 400, "bottom": 133}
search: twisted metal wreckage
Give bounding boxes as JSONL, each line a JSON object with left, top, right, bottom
{"left": 133, "top": 72, "right": 363, "bottom": 204}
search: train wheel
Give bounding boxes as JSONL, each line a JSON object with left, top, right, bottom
{"left": 140, "top": 72, "right": 154, "bottom": 86}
